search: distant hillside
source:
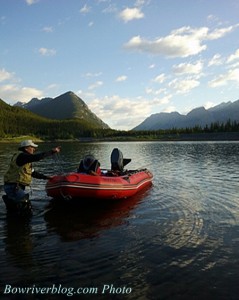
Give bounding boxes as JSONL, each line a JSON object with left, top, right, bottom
{"left": 15, "top": 91, "right": 109, "bottom": 129}
{"left": 0, "top": 97, "right": 110, "bottom": 139}
{"left": 133, "top": 100, "right": 239, "bottom": 130}
{"left": 0, "top": 98, "right": 50, "bottom": 137}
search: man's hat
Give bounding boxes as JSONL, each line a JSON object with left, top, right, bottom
{"left": 18, "top": 140, "right": 38, "bottom": 150}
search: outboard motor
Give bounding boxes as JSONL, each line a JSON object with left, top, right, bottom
{"left": 78, "top": 155, "right": 100, "bottom": 174}
{"left": 111, "top": 148, "right": 131, "bottom": 172}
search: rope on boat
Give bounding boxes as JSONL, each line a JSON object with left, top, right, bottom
{"left": 59, "top": 188, "right": 72, "bottom": 201}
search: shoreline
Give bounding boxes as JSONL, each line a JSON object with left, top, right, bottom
{"left": 79, "top": 132, "right": 239, "bottom": 142}
{"left": 159, "top": 132, "right": 239, "bottom": 141}
{"left": 0, "top": 132, "right": 239, "bottom": 143}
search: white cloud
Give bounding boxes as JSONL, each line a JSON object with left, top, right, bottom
{"left": 134, "top": 0, "right": 144, "bottom": 6}
{"left": 119, "top": 7, "right": 144, "bottom": 23}
{"left": 207, "top": 25, "right": 237, "bottom": 40}
{"left": 168, "top": 78, "right": 200, "bottom": 94}
{"left": 77, "top": 90, "right": 96, "bottom": 98}
{"left": 207, "top": 14, "right": 218, "bottom": 22}
{"left": 0, "top": 68, "right": 14, "bottom": 82}
{"left": 228, "top": 61, "right": 239, "bottom": 69}
{"left": 204, "top": 101, "right": 216, "bottom": 109}
{"left": 124, "top": 24, "right": 239, "bottom": 58}
{"left": 162, "top": 105, "right": 177, "bottom": 113}
{"left": 0, "top": 84, "right": 43, "bottom": 103}
{"left": 88, "top": 81, "right": 103, "bottom": 90}
{"left": 208, "top": 68, "right": 239, "bottom": 87}
{"left": 80, "top": 4, "right": 91, "bottom": 14}
{"left": 153, "top": 73, "right": 166, "bottom": 84}
{"left": 25, "top": 0, "right": 38, "bottom": 5}
{"left": 88, "top": 93, "right": 172, "bottom": 130}
{"left": 145, "top": 87, "right": 166, "bottom": 96}
{"left": 151, "top": 95, "right": 172, "bottom": 106}
{"left": 115, "top": 75, "right": 127, "bottom": 82}
{"left": 173, "top": 61, "right": 203, "bottom": 75}
{"left": 124, "top": 32, "right": 206, "bottom": 58}
{"left": 227, "top": 49, "right": 239, "bottom": 63}
{"left": 208, "top": 54, "right": 223, "bottom": 66}
{"left": 149, "top": 64, "right": 155, "bottom": 69}
{"left": 83, "top": 72, "right": 103, "bottom": 78}
{"left": 46, "top": 83, "right": 56, "bottom": 89}
{"left": 42, "top": 26, "right": 54, "bottom": 33}
{"left": 0, "top": 67, "right": 44, "bottom": 103}
{"left": 38, "top": 47, "right": 56, "bottom": 56}
{"left": 102, "top": 3, "right": 118, "bottom": 14}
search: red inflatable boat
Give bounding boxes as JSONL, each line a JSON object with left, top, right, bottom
{"left": 46, "top": 168, "right": 153, "bottom": 200}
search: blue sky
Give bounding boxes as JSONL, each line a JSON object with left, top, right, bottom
{"left": 1, "top": 0, "right": 239, "bottom": 130}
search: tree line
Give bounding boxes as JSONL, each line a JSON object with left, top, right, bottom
{"left": 110, "top": 119, "right": 239, "bottom": 140}
{"left": 0, "top": 99, "right": 103, "bottom": 139}
{"left": 0, "top": 99, "right": 239, "bottom": 140}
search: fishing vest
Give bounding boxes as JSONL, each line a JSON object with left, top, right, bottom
{"left": 4, "top": 153, "right": 32, "bottom": 186}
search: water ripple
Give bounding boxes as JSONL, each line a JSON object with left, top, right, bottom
{"left": 1, "top": 142, "right": 239, "bottom": 299}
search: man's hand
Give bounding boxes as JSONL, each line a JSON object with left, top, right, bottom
{"left": 52, "top": 146, "right": 61, "bottom": 153}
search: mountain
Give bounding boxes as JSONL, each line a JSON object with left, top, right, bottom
{"left": 0, "top": 98, "right": 51, "bottom": 137}
{"left": 15, "top": 91, "right": 109, "bottom": 129}
{"left": 15, "top": 97, "right": 52, "bottom": 109}
{"left": 0, "top": 97, "right": 111, "bottom": 139}
{"left": 133, "top": 100, "right": 239, "bottom": 130}
{"left": 133, "top": 112, "right": 184, "bottom": 130}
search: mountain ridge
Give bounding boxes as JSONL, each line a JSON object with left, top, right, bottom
{"left": 0, "top": 96, "right": 111, "bottom": 140}
{"left": 133, "top": 99, "right": 239, "bottom": 130}
{"left": 15, "top": 91, "right": 109, "bottom": 129}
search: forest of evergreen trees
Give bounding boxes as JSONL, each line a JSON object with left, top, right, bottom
{"left": 0, "top": 99, "right": 105, "bottom": 139}
{"left": 1, "top": 99, "right": 239, "bottom": 140}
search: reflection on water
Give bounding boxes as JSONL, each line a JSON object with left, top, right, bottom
{"left": 0, "top": 141, "right": 239, "bottom": 299}
{"left": 44, "top": 191, "right": 146, "bottom": 241}
{"left": 4, "top": 215, "right": 34, "bottom": 267}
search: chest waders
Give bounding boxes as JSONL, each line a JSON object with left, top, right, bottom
{"left": 3, "top": 153, "right": 33, "bottom": 216}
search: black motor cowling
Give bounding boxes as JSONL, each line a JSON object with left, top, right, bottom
{"left": 111, "top": 148, "right": 131, "bottom": 172}
{"left": 78, "top": 155, "right": 100, "bottom": 174}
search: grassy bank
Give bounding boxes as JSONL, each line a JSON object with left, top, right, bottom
{"left": 0, "top": 136, "right": 44, "bottom": 143}
{"left": 1, "top": 132, "right": 239, "bottom": 143}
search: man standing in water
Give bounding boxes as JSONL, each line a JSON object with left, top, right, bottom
{"left": 3, "top": 140, "right": 61, "bottom": 215}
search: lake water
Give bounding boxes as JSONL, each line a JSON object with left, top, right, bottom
{"left": 0, "top": 141, "right": 239, "bottom": 299}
